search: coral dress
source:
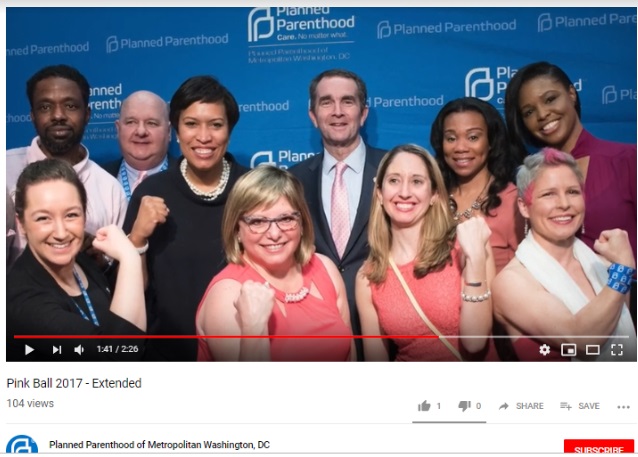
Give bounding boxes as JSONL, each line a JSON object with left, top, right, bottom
{"left": 196, "top": 254, "right": 351, "bottom": 361}
{"left": 371, "top": 253, "right": 463, "bottom": 361}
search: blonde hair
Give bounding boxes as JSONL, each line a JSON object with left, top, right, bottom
{"left": 222, "top": 165, "right": 315, "bottom": 265}
{"left": 365, "top": 144, "right": 456, "bottom": 284}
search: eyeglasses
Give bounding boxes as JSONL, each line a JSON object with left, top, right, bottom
{"left": 241, "top": 212, "right": 301, "bottom": 234}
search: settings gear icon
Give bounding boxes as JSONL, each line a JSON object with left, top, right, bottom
{"left": 539, "top": 344, "right": 551, "bottom": 356}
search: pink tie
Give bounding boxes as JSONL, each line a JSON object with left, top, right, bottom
{"left": 132, "top": 171, "right": 147, "bottom": 191}
{"left": 331, "top": 161, "right": 350, "bottom": 258}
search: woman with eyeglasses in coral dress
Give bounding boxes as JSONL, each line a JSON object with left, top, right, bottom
{"left": 195, "top": 166, "right": 353, "bottom": 361}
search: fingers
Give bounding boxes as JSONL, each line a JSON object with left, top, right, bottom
{"left": 140, "top": 196, "right": 170, "bottom": 223}
{"left": 593, "top": 229, "right": 634, "bottom": 267}
{"left": 132, "top": 196, "right": 169, "bottom": 239}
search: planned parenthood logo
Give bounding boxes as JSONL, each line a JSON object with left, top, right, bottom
{"left": 538, "top": 13, "right": 553, "bottom": 32}
{"left": 6, "top": 435, "right": 38, "bottom": 453}
{"left": 248, "top": 7, "right": 275, "bottom": 42}
{"left": 377, "top": 20, "right": 391, "bottom": 39}
{"left": 106, "top": 35, "right": 118, "bottom": 53}
{"left": 538, "top": 11, "right": 631, "bottom": 32}
{"left": 465, "top": 66, "right": 518, "bottom": 104}
{"left": 465, "top": 68, "right": 495, "bottom": 101}
{"left": 602, "top": 85, "right": 637, "bottom": 104}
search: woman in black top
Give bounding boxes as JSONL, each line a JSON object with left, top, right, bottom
{"left": 7, "top": 159, "right": 146, "bottom": 361}
{"left": 124, "top": 76, "right": 249, "bottom": 361}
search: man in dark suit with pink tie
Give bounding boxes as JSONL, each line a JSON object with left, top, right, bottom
{"left": 290, "top": 69, "right": 386, "bottom": 360}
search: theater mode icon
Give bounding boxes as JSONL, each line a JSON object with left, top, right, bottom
{"left": 6, "top": 435, "right": 38, "bottom": 453}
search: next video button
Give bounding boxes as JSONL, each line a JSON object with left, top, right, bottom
{"left": 564, "top": 439, "right": 634, "bottom": 453}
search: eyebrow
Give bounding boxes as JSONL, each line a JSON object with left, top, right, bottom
{"left": 245, "top": 211, "right": 298, "bottom": 219}
{"left": 444, "top": 127, "right": 484, "bottom": 134}
{"left": 35, "top": 96, "right": 82, "bottom": 103}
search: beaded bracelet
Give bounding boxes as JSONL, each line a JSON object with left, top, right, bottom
{"left": 607, "top": 263, "right": 636, "bottom": 295}
{"left": 461, "top": 290, "right": 491, "bottom": 303}
{"left": 127, "top": 234, "right": 149, "bottom": 255}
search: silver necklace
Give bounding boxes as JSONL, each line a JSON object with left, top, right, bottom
{"left": 449, "top": 178, "right": 491, "bottom": 222}
{"left": 180, "top": 158, "right": 230, "bottom": 201}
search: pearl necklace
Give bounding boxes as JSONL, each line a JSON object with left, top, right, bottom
{"left": 180, "top": 158, "right": 230, "bottom": 201}
{"left": 282, "top": 286, "right": 310, "bottom": 304}
{"left": 449, "top": 178, "right": 491, "bottom": 222}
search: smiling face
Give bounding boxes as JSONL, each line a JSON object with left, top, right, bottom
{"left": 309, "top": 76, "right": 368, "bottom": 155}
{"left": 20, "top": 180, "right": 85, "bottom": 274}
{"left": 518, "top": 164, "right": 585, "bottom": 245}
{"left": 176, "top": 101, "right": 229, "bottom": 176}
{"left": 30, "top": 77, "right": 90, "bottom": 158}
{"left": 442, "top": 110, "right": 490, "bottom": 182}
{"left": 518, "top": 76, "right": 581, "bottom": 152}
{"left": 115, "top": 92, "right": 171, "bottom": 171}
{"left": 377, "top": 151, "right": 437, "bottom": 229}
{"left": 238, "top": 196, "right": 302, "bottom": 272}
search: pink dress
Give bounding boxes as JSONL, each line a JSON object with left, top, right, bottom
{"left": 196, "top": 254, "right": 351, "bottom": 361}
{"left": 485, "top": 183, "right": 524, "bottom": 273}
{"left": 370, "top": 252, "right": 463, "bottom": 361}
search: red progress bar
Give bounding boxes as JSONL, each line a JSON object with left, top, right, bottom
{"left": 14, "top": 335, "right": 440, "bottom": 339}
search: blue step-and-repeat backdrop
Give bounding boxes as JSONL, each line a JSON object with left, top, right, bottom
{"left": 6, "top": 7, "right": 637, "bottom": 168}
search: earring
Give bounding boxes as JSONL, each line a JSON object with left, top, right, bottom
{"left": 524, "top": 219, "right": 529, "bottom": 236}
{"left": 581, "top": 222, "right": 585, "bottom": 235}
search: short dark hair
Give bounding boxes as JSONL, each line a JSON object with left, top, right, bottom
{"left": 504, "top": 61, "right": 581, "bottom": 151}
{"left": 430, "top": 97, "right": 522, "bottom": 215}
{"left": 14, "top": 158, "right": 87, "bottom": 223}
{"left": 169, "top": 76, "right": 240, "bottom": 133}
{"left": 309, "top": 69, "right": 368, "bottom": 113}
{"left": 26, "top": 64, "right": 90, "bottom": 109}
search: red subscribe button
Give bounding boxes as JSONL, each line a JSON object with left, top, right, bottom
{"left": 564, "top": 439, "right": 634, "bottom": 453}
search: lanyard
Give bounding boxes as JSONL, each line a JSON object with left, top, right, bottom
{"left": 119, "top": 156, "right": 169, "bottom": 201}
{"left": 72, "top": 268, "right": 100, "bottom": 327}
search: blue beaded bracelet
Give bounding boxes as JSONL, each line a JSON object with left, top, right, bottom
{"left": 607, "top": 263, "right": 636, "bottom": 295}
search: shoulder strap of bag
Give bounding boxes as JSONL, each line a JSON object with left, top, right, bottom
{"left": 388, "top": 257, "right": 463, "bottom": 361}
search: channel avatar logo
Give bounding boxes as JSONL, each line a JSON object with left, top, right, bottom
{"left": 6, "top": 435, "right": 38, "bottom": 453}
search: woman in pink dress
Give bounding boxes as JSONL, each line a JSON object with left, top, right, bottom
{"left": 195, "top": 165, "right": 353, "bottom": 361}
{"left": 431, "top": 97, "right": 524, "bottom": 273}
{"left": 356, "top": 144, "right": 494, "bottom": 361}
{"left": 431, "top": 97, "right": 525, "bottom": 360}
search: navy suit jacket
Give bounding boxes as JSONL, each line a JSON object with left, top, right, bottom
{"left": 289, "top": 145, "right": 386, "bottom": 360}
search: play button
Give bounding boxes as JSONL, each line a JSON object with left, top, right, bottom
{"left": 25, "top": 345, "right": 34, "bottom": 356}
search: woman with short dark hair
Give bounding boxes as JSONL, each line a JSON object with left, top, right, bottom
{"left": 124, "top": 76, "right": 249, "bottom": 361}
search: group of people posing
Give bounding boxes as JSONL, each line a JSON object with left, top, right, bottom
{"left": 6, "top": 62, "right": 637, "bottom": 362}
